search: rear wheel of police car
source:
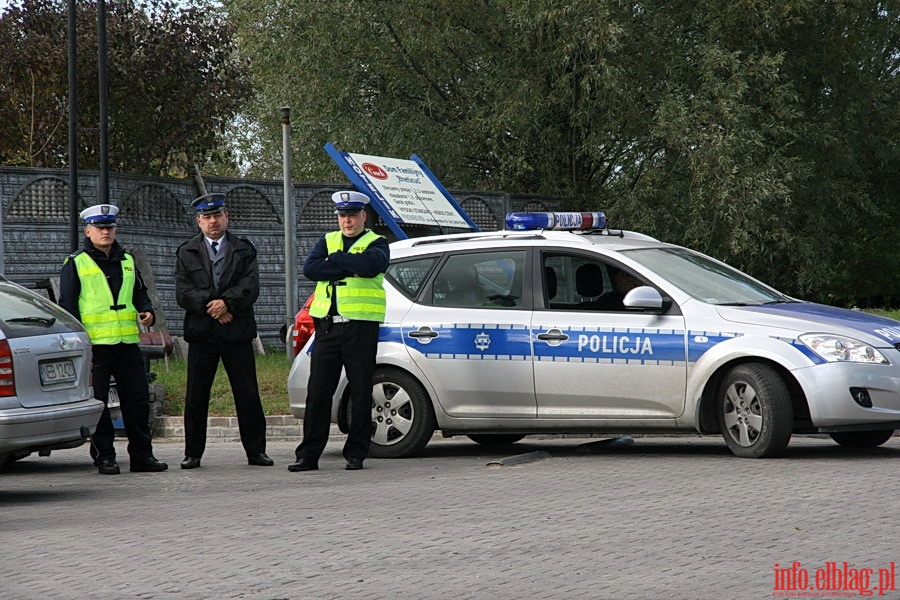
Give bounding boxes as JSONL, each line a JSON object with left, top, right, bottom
{"left": 717, "top": 363, "right": 793, "bottom": 458}
{"left": 364, "top": 368, "right": 436, "bottom": 458}
{"left": 828, "top": 430, "right": 894, "bottom": 448}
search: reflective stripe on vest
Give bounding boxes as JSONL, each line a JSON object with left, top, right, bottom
{"left": 71, "top": 252, "right": 140, "bottom": 344}
{"left": 309, "top": 230, "right": 386, "bottom": 322}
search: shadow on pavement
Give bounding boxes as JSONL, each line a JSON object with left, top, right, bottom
{"left": 416, "top": 434, "right": 900, "bottom": 461}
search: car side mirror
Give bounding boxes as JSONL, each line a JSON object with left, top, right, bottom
{"left": 623, "top": 286, "right": 664, "bottom": 310}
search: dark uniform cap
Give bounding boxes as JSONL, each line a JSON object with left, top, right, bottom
{"left": 80, "top": 203, "right": 119, "bottom": 226}
{"left": 332, "top": 190, "right": 370, "bottom": 214}
{"left": 192, "top": 193, "right": 226, "bottom": 214}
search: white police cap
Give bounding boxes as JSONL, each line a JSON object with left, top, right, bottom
{"left": 332, "top": 191, "right": 370, "bottom": 214}
{"left": 80, "top": 204, "right": 119, "bottom": 226}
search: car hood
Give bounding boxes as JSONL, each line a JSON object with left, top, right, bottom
{"left": 716, "top": 302, "right": 900, "bottom": 347}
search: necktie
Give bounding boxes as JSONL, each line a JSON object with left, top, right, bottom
{"left": 211, "top": 241, "right": 219, "bottom": 255}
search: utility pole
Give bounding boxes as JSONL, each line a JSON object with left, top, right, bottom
{"left": 282, "top": 108, "right": 297, "bottom": 356}
{"left": 67, "top": 0, "right": 79, "bottom": 251}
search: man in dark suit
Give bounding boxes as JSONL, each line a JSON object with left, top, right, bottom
{"left": 174, "top": 193, "right": 272, "bottom": 469}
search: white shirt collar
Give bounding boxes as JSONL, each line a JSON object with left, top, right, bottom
{"left": 204, "top": 236, "right": 225, "bottom": 249}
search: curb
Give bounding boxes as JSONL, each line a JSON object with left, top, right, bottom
{"left": 152, "top": 415, "right": 345, "bottom": 443}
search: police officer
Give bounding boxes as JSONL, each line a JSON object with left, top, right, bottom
{"left": 288, "top": 191, "right": 389, "bottom": 472}
{"left": 175, "top": 193, "right": 272, "bottom": 469}
{"left": 58, "top": 204, "right": 168, "bottom": 474}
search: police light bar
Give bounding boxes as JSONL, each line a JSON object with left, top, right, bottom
{"left": 505, "top": 212, "right": 607, "bottom": 231}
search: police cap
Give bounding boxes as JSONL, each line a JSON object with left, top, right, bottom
{"left": 332, "top": 191, "right": 370, "bottom": 214}
{"left": 80, "top": 204, "right": 119, "bottom": 227}
{"left": 191, "top": 193, "right": 226, "bottom": 215}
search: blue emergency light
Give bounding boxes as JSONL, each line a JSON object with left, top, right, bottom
{"left": 505, "top": 212, "right": 607, "bottom": 231}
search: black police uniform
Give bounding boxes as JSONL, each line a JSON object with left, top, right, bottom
{"left": 58, "top": 238, "right": 157, "bottom": 467}
{"left": 174, "top": 230, "right": 267, "bottom": 461}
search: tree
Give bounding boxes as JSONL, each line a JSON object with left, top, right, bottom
{"left": 228, "top": 0, "right": 897, "bottom": 304}
{"left": 0, "top": 0, "right": 252, "bottom": 176}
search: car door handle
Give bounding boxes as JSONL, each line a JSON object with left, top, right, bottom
{"left": 537, "top": 328, "right": 568, "bottom": 342}
{"left": 408, "top": 327, "right": 439, "bottom": 339}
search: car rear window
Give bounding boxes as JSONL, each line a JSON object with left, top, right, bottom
{"left": 0, "top": 281, "right": 84, "bottom": 339}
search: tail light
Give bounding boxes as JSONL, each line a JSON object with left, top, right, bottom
{"left": 291, "top": 294, "right": 316, "bottom": 357}
{"left": 0, "top": 339, "right": 17, "bottom": 397}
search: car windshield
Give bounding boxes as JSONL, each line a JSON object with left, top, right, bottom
{"left": 624, "top": 247, "right": 792, "bottom": 305}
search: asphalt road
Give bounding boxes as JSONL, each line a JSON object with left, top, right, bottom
{"left": 2, "top": 434, "right": 899, "bottom": 600}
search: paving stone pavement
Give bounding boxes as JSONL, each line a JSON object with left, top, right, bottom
{"left": 2, "top": 435, "right": 899, "bottom": 600}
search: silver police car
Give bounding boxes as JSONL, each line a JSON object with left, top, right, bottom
{"left": 0, "top": 275, "right": 102, "bottom": 465}
{"left": 288, "top": 213, "right": 900, "bottom": 459}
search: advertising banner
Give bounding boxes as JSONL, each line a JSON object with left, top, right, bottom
{"left": 326, "top": 143, "right": 478, "bottom": 239}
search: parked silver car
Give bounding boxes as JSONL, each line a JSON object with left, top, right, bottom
{"left": 0, "top": 275, "right": 103, "bottom": 465}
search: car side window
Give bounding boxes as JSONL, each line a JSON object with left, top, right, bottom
{"left": 431, "top": 251, "right": 526, "bottom": 308}
{"left": 386, "top": 257, "right": 438, "bottom": 299}
{"left": 542, "top": 254, "right": 642, "bottom": 311}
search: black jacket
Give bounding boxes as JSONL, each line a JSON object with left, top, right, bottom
{"left": 58, "top": 238, "right": 155, "bottom": 325}
{"left": 175, "top": 231, "right": 259, "bottom": 343}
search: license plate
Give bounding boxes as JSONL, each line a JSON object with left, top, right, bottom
{"left": 39, "top": 359, "right": 77, "bottom": 385}
{"left": 107, "top": 385, "right": 120, "bottom": 409}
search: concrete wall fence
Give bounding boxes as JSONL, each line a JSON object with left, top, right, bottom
{"left": 0, "top": 167, "right": 561, "bottom": 348}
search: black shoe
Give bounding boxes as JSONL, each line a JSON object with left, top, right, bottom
{"left": 287, "top": 458, "right": 318, "bottom": 472}
{"left": 97, "top": 459, "right": 120, "bottom": 475}
{"left": 247, "top": 453, "right": 274, "bottom": 466}
{"left": 180, "top": 456, "right": 201, "bottom": 469}
{"left": 130, "top": 457, "right": 168, "bottom": 472}
{"left": 345, "top": 457, "right": 364, "bottom": 470}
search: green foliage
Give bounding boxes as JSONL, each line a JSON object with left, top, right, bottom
{"left": 152, "top": 350, "right": 293, "bottom": 417}
{"left": 0, "top": 0, "right": 252, "bottom": 176}
{"left": 228, "top": 0, "right": 898, "bottom": 306}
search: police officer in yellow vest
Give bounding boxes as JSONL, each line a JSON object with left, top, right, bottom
{"left": 289, "top": 191, "right": 389, "bottom": 472}
{"left": 58, "top": 204, "right": 168, "bottom": 475}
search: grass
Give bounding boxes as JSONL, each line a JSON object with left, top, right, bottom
{"left": 151, "top": 349, "right": 294, "bottom": 417}
{"left": 152, "top": 308, "right": 899, "bottom": 417}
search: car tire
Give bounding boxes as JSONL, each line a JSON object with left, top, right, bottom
{"left": 367, "top": 368, "right": 436, "bottom": 459}
{"left": 829, "top": 430, "right": 894, "bottom": 448}
{"left": 466, "top": 434, "right": 526, "bottom": 446}
{"left": 717, "top": 363, "right": 793, "bottom": 458}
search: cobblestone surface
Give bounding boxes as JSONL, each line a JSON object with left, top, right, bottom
{"left": 2, "top": 435, "right": 899, "bottom": 600}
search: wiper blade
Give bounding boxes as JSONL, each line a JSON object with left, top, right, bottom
{"left": 5, "top": 316, "right": 56, "bottom": 327}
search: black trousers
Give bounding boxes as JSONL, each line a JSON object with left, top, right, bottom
{"left": 295, "top": 319, "right": 379, "bottom": 462}
{"left": 89, "top": 343, "right": 154, "bottom": 465}
{"left": 183, "top": 339, "right": 267, "bottom": 459}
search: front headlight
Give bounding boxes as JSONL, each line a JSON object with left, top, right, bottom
{"left": 799, "top": 333, "right": 889, "bottom": 364}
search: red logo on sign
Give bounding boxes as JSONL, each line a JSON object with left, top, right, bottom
{"left": 362, "top": 163, "right": 388, "bottom": 180}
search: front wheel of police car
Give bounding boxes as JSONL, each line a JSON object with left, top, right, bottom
{"left": 364, "top": 368, "right": 436, "bottom": 459}
{"left": 717, "top": 363, "right": 793, "bottom": 458}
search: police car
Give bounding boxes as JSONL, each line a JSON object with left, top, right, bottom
{"left": 287, "top": 212, "right": 900, "bottom": 459}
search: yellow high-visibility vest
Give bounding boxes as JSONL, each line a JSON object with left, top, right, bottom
{"left": 70, "top": 252, "right": 140, "bottom": 344}
{"left": 309, "top": 230, "right": 386, "bottom": 322}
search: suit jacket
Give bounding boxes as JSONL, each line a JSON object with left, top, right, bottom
{"left": 175, "top": 231, "right": 259, "bottom": 343}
